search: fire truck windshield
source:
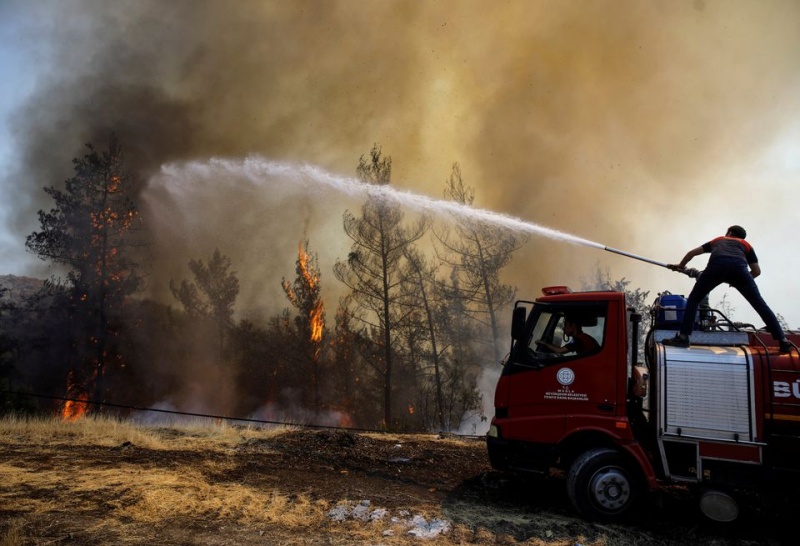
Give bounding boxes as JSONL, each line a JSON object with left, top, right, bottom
{"left": 508, "top": 302, "right": 607, "bottom": 371}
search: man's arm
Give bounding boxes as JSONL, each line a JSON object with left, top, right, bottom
{"left": 749, "top": 262, "right": 761, "bottom": 278}
{"left": 535, "top": 340, "right": 569, "bottom": 354}
{"left": 677, "top": 246, "right": 706, "bottom": 268}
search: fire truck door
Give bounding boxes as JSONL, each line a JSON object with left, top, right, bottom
{"left": 505, "top": 308, "right": 616, "bottom": 442}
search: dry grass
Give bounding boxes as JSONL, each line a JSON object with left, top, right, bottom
{"left": 117, "top": 466, "right": 326, "bottom": 525}
{"left": 1, "top": 413, "right": 167, "bottom": 450}
{"left": 0, "top": 415, "right": 332, "bottom": 544}
{"left": 0, "top": 413, "right": 292, "bottom": 451}
{"left": 1, "top": 415, "right": 777, "bottom": 546}
{"left": 0, "top": 417, "right": 533, "bottom": 546}
{"left": 0, "top": 458, "right": 326, "bottom": 525}
{"left": 0, "top": 415, "right": 532, "bottom": 545}
{"left": 0, "top": 520, "right": 22, "bottom": 546}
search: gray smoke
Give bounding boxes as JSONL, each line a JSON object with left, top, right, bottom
{"left": 3, "top": 0, "right": 800, "bottom": 310}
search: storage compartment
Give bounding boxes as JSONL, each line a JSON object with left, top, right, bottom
{"left": 663, "top": 440, "right": 698, "bottom": 479}
{"left": 661, "top": 346, "right": 755, "bottom": 442}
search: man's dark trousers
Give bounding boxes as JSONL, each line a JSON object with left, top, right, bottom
{"left": 679, "top": 256, "right": 784, "bottom": 340}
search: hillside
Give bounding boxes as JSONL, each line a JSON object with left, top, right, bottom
{"left": 0, "top": 274, "right": 45, "bottom": 304}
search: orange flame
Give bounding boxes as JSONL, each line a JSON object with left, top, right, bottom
{"left": 325, "top": 405, "right": 353, "bottom": 428}
{"left": 62, "top": 395, "right": 89, "bottom": 422}
{"left": 61, "top": 371, "right": 89, "bottom": 422}
{"left": 338, "top": 412, "right": 353, "bottom": 428}
{"left": 408, "top": 405, "right": 415, "bottom": 415}
{"left": 87, "top": 177, "right": 138, "bottom": 288}
{"left": 296, "top": 242, "right": 325, "bottom": 344}
{"left": 310, "top": 301, "right": 324, "bottom": 343}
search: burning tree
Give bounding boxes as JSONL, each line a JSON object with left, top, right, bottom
{"left": 25, "top": 136, "right": 144, "bottom": 417}
{"left": 281, "top": 240, "right": 326, "bottom": 414}
{"left": 333, "top": 145, "right": 427, "bottom": 428}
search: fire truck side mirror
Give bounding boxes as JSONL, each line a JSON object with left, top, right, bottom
{"left": 511, "top": 306, "right": 527, "bottom": 341}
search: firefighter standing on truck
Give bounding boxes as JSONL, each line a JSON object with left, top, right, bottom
{"left": 663, "top": 225, "right": 792, "bottom": 354}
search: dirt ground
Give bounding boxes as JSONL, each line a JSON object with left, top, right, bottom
{"left": 0, "top": 426, "right": 795, "bottom": 545}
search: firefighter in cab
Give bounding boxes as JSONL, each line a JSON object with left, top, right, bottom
{"left": 535, "top": 315, "right": 600, "bottom": 355}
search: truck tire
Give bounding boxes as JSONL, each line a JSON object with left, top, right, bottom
{"left": 566, "top": 447, "right": 640, "bottom": 521}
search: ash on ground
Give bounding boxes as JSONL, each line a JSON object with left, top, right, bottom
{"left": 327, "top": 499, "right": 451, "bottom": 539}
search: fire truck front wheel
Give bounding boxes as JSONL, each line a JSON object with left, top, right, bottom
{"left": 566, "top": 447, "right": 640, "bottom": 521}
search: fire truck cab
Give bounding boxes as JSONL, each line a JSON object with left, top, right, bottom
{"left": 486, "top": 286, "right": 800, "bottom": 522}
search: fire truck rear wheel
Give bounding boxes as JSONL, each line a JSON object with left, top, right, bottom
{"left": 566, "top": 447, "right": 640, "bottom": 521}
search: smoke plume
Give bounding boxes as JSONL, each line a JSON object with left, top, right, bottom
{"left": 5, "top": 1, "right": 799, "bottom": 285}
{"left": 3, "top": 1, "right": 800, "bottom": 418}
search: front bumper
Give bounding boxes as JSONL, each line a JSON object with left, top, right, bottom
{"left": 486, "top": 434, "right": 556, "bottom": 476}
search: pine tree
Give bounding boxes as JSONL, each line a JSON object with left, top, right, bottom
{"left": 25, "top": 136, "right": 144, "bottom": 409}
{"left": 171, "top": 248, "right": 240, "bottom": 365}
{"left": 333, "top": 144, "right": 427, "bottom": 428}
{"left": 437, "top": 163, "right": 527, "bottom": 364}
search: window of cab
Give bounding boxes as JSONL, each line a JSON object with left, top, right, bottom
{"left": 510, "top": 302, "right": 607, "bottom": 369}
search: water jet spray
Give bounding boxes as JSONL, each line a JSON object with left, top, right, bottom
{"left": 155, "top": 157, "right": 700, "bottom": 278}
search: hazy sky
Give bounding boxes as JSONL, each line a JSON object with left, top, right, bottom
{"left": 1, "top": 0, "right": 799, "bottom": 328}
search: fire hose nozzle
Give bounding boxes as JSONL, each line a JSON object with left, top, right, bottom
{"left": 667, "top": 264, "right": 701, "bottom": 278}
{"left": 684, "top": 267, "right": 701, "bottom": 279}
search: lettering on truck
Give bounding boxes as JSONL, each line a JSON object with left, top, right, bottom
{"left": 774, "top": 380, "right": 800, "bottom": 399}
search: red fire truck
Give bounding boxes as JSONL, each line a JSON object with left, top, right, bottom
{"left": 486, "top": 286, "right": 800, "bottom": 522}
